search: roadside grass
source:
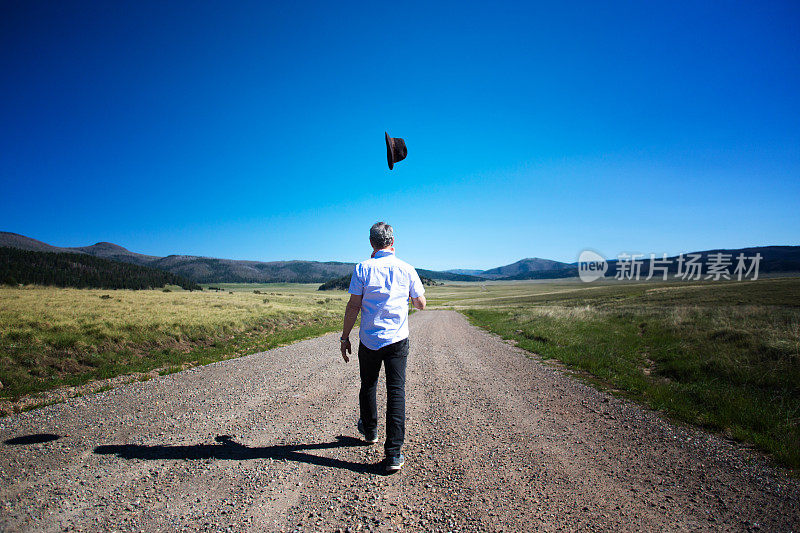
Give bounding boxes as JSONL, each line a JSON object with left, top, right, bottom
{"left": 0, "top": 284, "right": 347, "bottom": 403}
{"left": 428, "top": 277, "right": 800, "bottom": 470}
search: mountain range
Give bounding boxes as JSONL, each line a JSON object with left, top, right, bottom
{"left": 2, "top": 232, "right": 799, "bottom": 284}
{"left": 0, "top": 246, "right": 200, "bottom": 290}
{"left": 0, "top": 232, "right": 355, "bottom": 284}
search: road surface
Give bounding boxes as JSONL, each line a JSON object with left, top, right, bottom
{"left": 1, "top": 311, "right": 798, "bottom": 532}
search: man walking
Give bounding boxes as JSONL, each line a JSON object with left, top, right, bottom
{"left": 340, "top": 222, "right": 426, "bottom": 472}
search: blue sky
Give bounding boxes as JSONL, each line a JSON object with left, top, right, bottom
{"left": 2, "top": 1, "right": 798, "bottom": 270}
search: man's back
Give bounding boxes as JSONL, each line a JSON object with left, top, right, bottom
{"left": 340, "top": 222, "right": 426, "bottom": 472}
{"left": 348, "top": 250, "right": 424, "bottom": 350}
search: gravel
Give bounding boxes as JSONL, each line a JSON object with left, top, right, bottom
{"left": 0, "top": 310, "right": 798, "bottom": 532}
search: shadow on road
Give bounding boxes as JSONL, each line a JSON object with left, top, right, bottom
{"left": 94, "top": 435, "right": 384, "bottom": 474}
{"left": 5, "top": 433, "right": 62, "bottom": 445}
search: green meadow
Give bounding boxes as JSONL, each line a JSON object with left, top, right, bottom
{"left": 0, "top": 284, "right": 347, "bottom": 405}
{"left": 426, "top": 277, "right": 800, "bottom": 469}
{"left": 2, "top": 277, "right": 799, "bottom": 469}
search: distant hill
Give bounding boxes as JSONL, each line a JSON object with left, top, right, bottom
{"left": 0, "top": 247, "right": 201, "bottom": 290}
{"left": 147, "top": 255, "right": 355, "bottom": 284}
{"left": 443, "top": 258, "right": 577, "bottom": 280}
{"left": 0, "top": 232, "right": 78, "bottom": 254}
{"left": 318, "top": 273, "right": 440, "bottom": 291}
{"left": 443, "top": 247, "right": 800, "bottom": 281}
{"left": 0, "top": 232, "right": 356, "bottom": 283}
{"left": 604, "top": 246, "right": 800, "bottom": 278}
{"left": 481, "top": 258, "right": 575, "bottom": 279}
{"left": 500, "top": 266, "right": 579, "bottom": 280}
{"left": 500, "top": 246, "right": 800, "bottom": 281}
{"left": 0, "top": 232, "right": 475, "bottom": 283}
{"left": 0, "top": 232, "right": 158, "bottom": 263}
{"left": 70, "top": 241, "right": 160, "bottom": 265}
{"left": 5, "top": 232, "right": 797, "bottom": 285}
{"left": 444, "top": 269, "right": 485, "bottom": 276}
{"left": 416, "top": 269, "right": 485, "bottom": 282}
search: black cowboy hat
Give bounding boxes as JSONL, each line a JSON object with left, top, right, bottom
{"left": 385, "top": 132, "right": 407, "bottom": 170}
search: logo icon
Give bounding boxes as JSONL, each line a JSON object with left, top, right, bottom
{"left": 578, "top": 250, "right": 607, "bottom": 282}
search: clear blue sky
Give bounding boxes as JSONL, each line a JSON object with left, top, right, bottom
{"left": 2, "top": 1, "right": 798, "bottom": 270}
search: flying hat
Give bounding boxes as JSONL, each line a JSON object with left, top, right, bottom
{"left": 385, "top": 132, "right": 407, "bottom": 170}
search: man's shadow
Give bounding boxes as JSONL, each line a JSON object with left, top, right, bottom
{"left": 94, "top": 435, "right": 386, "bottom": 475}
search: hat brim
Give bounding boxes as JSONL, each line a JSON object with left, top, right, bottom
{"left": 385, "top": 132, "right": 394, "bottom": 170}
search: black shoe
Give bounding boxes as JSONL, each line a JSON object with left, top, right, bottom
{"left": 385, "top": 454, "right": 405, "bottom": 472}
{"left": 357, "top": 418, "right": 378, "bottom": 444}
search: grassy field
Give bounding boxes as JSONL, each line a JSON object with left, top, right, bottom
{"left": 0, "top": 283, "right": 347, "bottom": 406}
{"left": 426, "top": 277, "right": 800, "bottom": 469}
{"left": 3, "top": 277, "right": 799, "bottom": 469}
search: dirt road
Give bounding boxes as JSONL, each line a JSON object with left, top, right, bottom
{"left": 1, "top": 311, "right": 798, "bottom": 532}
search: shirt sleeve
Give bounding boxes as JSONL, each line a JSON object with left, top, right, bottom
{"left": 409, "top": 267, "right": 425, "bottom": 298}
{"left": 348, "top": 264, "right": 364, "bottom": 295}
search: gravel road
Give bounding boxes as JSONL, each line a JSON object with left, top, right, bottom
{"left": 1, "top": 311, "right": 798, "bottom": 532}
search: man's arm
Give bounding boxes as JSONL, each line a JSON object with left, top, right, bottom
{"left": 409, "top": 267, "right": 426, "bottom": 310}
{"left": 340, "top": 293, "right": 362, "bottom": 362}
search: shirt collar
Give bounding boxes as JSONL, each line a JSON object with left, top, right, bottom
{"left": 373, "top": 249, "right": 395, "bottom": 259}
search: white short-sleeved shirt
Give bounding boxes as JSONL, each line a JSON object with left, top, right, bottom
{"left": 348, "top": 250, "right": 425, "bottom": 350}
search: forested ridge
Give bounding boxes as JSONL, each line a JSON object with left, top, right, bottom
{"left": 0, "top": 247, "right": 201, "bottom": 290}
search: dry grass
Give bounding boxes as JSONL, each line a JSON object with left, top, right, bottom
{"left": 429, "top": 276, "right": 800, "bottom": 469}
{"left": 0, "top": 284, "right": 348, "bottom": 402}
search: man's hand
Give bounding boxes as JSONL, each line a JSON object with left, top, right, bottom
{"left": 340, "top": 338, "right": 352, "bottom": 362}
{"left": 340, "top": 294, "right": 361, "bottom": 363}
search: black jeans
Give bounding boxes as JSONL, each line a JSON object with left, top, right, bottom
{"left": 358, "top": 337, "right": 408, "bottom": 457}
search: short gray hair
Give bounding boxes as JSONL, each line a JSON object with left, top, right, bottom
{"left": 369, "top": 222, "right": 394, "bottom": 249}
